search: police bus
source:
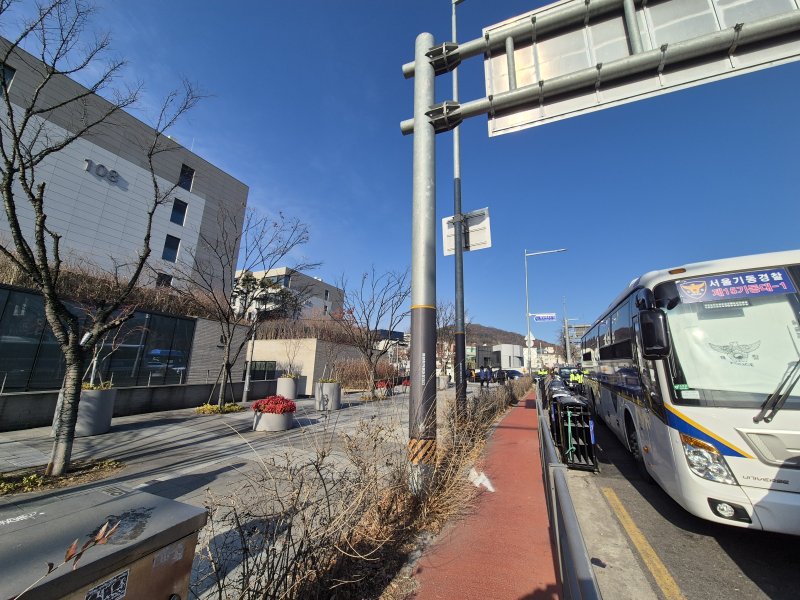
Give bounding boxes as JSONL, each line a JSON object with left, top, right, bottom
{"left": 581, "top": 249, "right": 800, "bottom": 534}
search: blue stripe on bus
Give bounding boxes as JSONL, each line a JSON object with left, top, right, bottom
{"left": 665, "top": 407, "right": 749, "bottom": 458}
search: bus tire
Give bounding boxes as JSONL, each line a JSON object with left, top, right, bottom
{"left": 625, "top": 414, "right": 653, "bottom": 483}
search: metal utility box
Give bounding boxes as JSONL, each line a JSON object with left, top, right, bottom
{"left": 551, "top": 395, "right": 598, "bottom": 472}
{"left": 0, "top": 487, "right": 207, "bottom": 600}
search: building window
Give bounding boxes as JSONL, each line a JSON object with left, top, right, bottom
{"left": 162, "top": 235, "right": 180, "bottom": 263}
{"left": 177, "top": 164, "right": 194, "bottom": 191}
{"left": 155, "top": 273, "right": 173, "bottom": 287}
{"left": 170, "top": 198, "right": 188, "bottom": 226}
{"left": 324, "top": 289, "right": 330, "bottom": 301}
{"left": 283, "top": 275, "right": 291, "bottom": 288}
{"left": 1, "top": 64, "right": 15, "bottom": 93}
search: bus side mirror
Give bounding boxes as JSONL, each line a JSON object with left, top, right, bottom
{"left": 640, "top": 309, "right": 670, "bottom": 359}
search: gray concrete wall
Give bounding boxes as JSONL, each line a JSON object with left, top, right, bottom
{"left": 0, "top": 380, "right": 276, "bottom": 432}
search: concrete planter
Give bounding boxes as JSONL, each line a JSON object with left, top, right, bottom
{"left": 252, "top": 412, "right": 294, "bottom": 432}
{"left": 75, "top": 389, "right": 116, "bottom": 437}
{"left": 315, "top": 382, "right": 341, "bottom": 411}
{"left": 276, "top": 377, "right": 297, "bottom": 400}
{"left": 437, "top": 375, "right": 450, "bottom": 390}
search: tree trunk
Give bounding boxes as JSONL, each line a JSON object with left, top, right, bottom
{"left": 46, "top": 353, "right": 83, "bottom": 476}
{"left": 217, "top": 344, "right": 232, "bottom": 409}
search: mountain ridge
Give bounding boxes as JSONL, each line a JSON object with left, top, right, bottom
{"left": 466, "top": 322, "right": 557, "bottom": 348}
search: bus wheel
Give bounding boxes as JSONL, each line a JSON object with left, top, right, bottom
{"left": 626, "top": 418, "right": 653, "bottom": 483}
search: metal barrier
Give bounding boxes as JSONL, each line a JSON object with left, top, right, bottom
{"left": 537, "top": 396, "right": 602, "bottom": 600}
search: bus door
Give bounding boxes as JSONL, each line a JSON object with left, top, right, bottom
{"left": 632, "top": 314, "right": 675, "bottom": 487}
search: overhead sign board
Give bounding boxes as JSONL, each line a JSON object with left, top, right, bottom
{"left": 483, "top": 0, "right": 800, "bottom": 137}
{"left": 532, "top": 313, "right": 557, "bottom": 322}
{"left": 443, "top": 207, "right": 492, "bottom": 256}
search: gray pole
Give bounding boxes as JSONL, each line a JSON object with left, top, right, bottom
{"left": 524, "top": 250, "right": 532, "bottom": 375}
{"left": 563, "top": 297, "right": 572, "bottom": 365}
{"left": 524, "top": 248, "right": 566, "bottom": 374}
{"left": 452, "top": 0, "right": 467, "bottom": 418}
{"left": 409, "top": 32, "right": 437, "bottom": 494}
{"left": 241, "top": 330, "right": 256, "bottom": 404}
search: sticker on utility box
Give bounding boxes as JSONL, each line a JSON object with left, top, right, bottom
{"left": 677, "top": 268, "right": 795, "bottom": 304}
{"left": 85, "top": 569, "right": 128, "bottom": 600}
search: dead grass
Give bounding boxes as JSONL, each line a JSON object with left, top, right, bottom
{"left": 0, "top": 459, "right": 124, "bottom": 496}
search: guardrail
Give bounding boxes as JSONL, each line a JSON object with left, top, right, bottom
{"left": 537, "top": 395, "right": 602, "bottom": 600}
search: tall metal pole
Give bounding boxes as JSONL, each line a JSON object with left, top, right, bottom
{"left": 563, "top": 296, "right": 572, "bottom": 364}
{"left": 409, "top": 32, "right": 437, "bottom": 494}
{"left": 452, "top": 0, "right": 467, "bottom": 417}
{"left": 524, "top": 248, "right": 566, "bottom": 373}
{"left": 241, "top": 330, "right": 256, "bottom": 404}
{"left": 524, "top": 250, "right": 532, "bottom": 375}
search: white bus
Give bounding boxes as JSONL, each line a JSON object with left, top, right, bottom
{"left": 581, "top": 249, "right": 800, "bottom": 534}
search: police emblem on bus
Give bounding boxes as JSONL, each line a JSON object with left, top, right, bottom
{"left": 709, "top": 341, "right": 761, "bottom": 366}
{"left": 680, "top": 280, "right": 707, "bottom": 299}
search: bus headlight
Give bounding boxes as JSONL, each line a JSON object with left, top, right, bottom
{"left": 680, "top": 433, "right": 737, "bottom": 486}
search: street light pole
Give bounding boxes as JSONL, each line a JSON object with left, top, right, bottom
{"left": 452, "top": 0, "right": 467, "bottom": 417}
{"left": 524, "top": 248, "right": 566, "bottom": 374}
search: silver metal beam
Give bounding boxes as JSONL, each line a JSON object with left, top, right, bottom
{"left": 623, "top": 0, "right": 643, "bottom": 55}
{"left": 403, "top": 0, "right": 640, "bottom": 79}
{"left": 401, "top": 10, "right": 800, "bottom": 135}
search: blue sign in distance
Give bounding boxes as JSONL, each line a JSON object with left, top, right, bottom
{"left": 532, "top": 313, "right": 557, "bottom": 322}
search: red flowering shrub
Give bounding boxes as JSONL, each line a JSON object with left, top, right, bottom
{"left": 252, "top": 395, "right": 296, "bottom": 414}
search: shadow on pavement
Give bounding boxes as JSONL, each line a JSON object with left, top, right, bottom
{"left": 138, "top": 463, "right": 249, "bottom": 500}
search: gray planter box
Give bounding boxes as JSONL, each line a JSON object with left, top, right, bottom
{"left": 75, "top": 389, "right": 116, "bottom": 437}
{"left": 316, "top": 382, "right": 341, "bottom": 411}
{"left": 252, "top": 412, "right": 294, "bottom": 432}
{"left": 276, "top": 377, "right": 297, "bottom": 400}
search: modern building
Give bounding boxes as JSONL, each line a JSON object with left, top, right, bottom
{"left": 0, "top": 38, "right": 249, "bottom": 398}
{"left": 233, "top": 268, "right": 344, "bottom": 321}
{"left": 0, "top": 37, "right": 249, "bottom": 290}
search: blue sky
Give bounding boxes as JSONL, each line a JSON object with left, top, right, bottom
{"left": 6, "top": 1, "right": 800, "bottom": 343}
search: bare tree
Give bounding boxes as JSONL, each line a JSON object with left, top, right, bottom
{"left": 332, "top": 267, "right": 410, "bottom": 397}
{"left": 169, "top": 206, "right": 316, "bottom": 408}
{"left": 0, "top": 1, "right": 201, "bottom": 475}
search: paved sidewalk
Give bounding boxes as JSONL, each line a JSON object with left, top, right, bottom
{"left": 1, "top": 385, "right": 560, "bottom": 599}
{"left": 411, "top": 390, "right": 561, "bottom": 600}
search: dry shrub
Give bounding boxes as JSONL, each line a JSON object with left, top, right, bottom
{"left": 192, "top": 381, "right": 530, "bottom": 600}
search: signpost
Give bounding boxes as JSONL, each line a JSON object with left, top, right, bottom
{"left": 442, "top": 207, "right": 492, "bottom": 256}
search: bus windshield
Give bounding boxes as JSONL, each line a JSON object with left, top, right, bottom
{"left": 657, "top": 266, "right": 800, "bottom": 409}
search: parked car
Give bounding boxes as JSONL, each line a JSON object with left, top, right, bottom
{"left": 505, "top": 369, "right": 524, "bottom": 380}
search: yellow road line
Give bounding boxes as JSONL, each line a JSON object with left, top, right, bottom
{"left": 602, "top": 487, "right": 687, "bottom": 600}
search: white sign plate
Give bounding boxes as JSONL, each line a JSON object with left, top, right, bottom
{"left": 443, "top": 207, "right": 492, "bottom": 256}
{"left": 484, "top": 0, "right": 800, "bottom": 137}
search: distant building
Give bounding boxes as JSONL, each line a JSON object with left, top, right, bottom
{"left": 233, "top": 268, "right": 344, "bottom": 321}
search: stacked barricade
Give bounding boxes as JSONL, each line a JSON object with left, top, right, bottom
{"left": 545, "top": 378, "right": 598, "bottom": 472}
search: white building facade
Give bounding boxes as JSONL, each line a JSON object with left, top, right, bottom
{"left": 0, "top": 38, "right": 248, "bottom": 289}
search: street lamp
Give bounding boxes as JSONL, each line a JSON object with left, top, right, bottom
{"left": 524, "top": 248, "right": 566, "bottom": 374}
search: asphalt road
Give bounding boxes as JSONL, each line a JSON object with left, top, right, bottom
{"left": 571, "top": 417, "right": 799, "bottom": 600}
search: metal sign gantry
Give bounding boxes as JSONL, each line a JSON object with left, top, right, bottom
{"left": 402, "top": 0, "right": 800, "bottom": 490}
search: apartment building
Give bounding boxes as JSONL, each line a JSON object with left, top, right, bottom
{"left": 234, "top": 268, "right": 344, "bottom": 321}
